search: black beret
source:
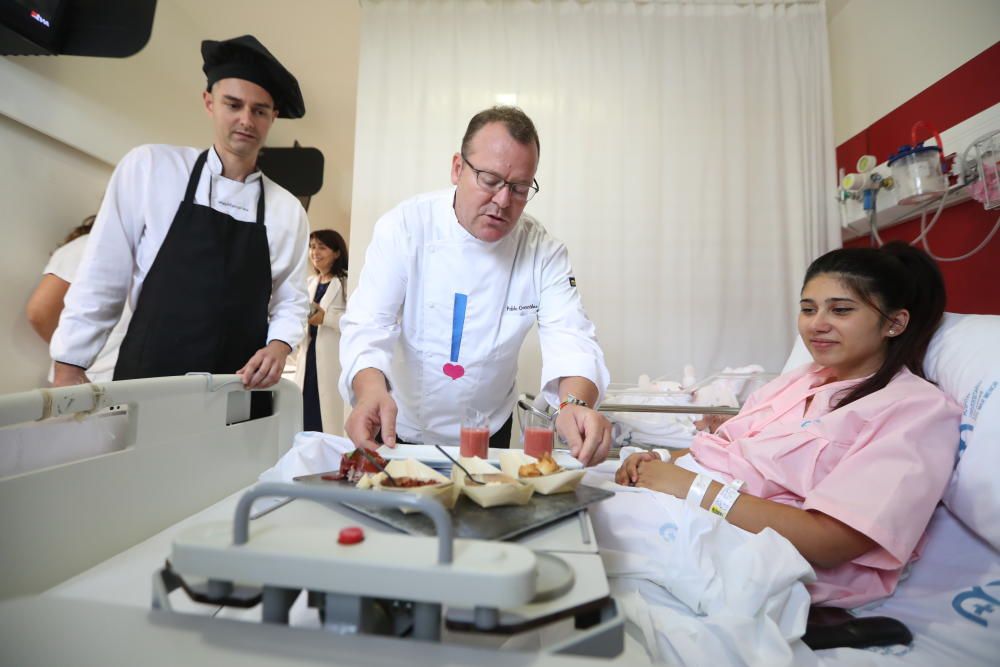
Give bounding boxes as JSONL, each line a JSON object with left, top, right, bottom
{"left": 201, "top": 35, "right": 305, "bottom": 119}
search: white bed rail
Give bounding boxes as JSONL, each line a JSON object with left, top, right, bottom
{"left": 0, "top": 375, "right": 301, "bottom": 600}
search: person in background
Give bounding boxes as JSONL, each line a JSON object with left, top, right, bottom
{"left": 340, "top": 106, "right": 613, "bottom": 465}
{"left": 616, "top": 242, "right": 960, "bottom": 608}
{"left": 26, "top": 216, "right": 130, "bottom": 383}
{"left": 293, "top": 229, "right": 349, "bottom": 434}
{"left": 49, "top": 35, "right": 310, "bottom": 393}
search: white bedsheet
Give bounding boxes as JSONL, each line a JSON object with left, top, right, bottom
{"left": 587, "top": 457, "right": 999, "bottom": 667}
{"left": 818, "top": 505, "right": 1000, "bottom": 667}
{"left": 603, "top": 393, "right": 698, "bottom": 449}
{"left": 585, "top": 466, "right": 818, "bottom": 666}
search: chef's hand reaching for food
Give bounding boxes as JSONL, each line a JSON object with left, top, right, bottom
{"left": 555, "top": 404, "right": 613, "bottom": 468}
{"left": 552, "top": 378, "right": 611, "bottom": 467}
{"left": 346, "top": 368, "right": 397, "bottom": 450}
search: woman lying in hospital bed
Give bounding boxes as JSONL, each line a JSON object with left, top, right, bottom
{"left": 586, "top": 242, "right": 963, "bottom": 665}
{"left": 615, "top": 241, "right": 959, "bottom": 608}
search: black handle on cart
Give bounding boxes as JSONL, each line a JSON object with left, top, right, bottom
{"left": 232, "top": 482, "right": 455, "bottom": 563}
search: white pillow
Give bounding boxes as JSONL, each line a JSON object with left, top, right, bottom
{"left": 923, "top": 313, "right": 1000, "bottom": 549}
{"left": 781, "top": 313, "right": 1000, "bottom": 549}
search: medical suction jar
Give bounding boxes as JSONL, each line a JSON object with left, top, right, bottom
{"left": 887, "top": 144, "right": 946, "bottom": 205}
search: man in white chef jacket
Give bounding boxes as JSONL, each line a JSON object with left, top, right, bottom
{"left": 50, "top": 35, "right": 310, "bottom": 393}
{"left": 340, "top": 106, "right": 613, "bottom": 466}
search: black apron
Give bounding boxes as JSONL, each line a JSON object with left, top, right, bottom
{"left": 114, "top": 150, "right": 272, "bottom": 380}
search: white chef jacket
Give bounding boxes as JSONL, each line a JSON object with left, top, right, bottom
{"left": 43, "top": 235, "right": 131, "bottom": 382}
{"left": 50, "top": 144, "right": 310, "bottom": 369}
{"left": 339, "top": 188, "right": 610, "bottom": 446}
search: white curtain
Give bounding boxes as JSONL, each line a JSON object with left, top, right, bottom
{"left": 350, "top": 0, "right": 839, "bottom": 391}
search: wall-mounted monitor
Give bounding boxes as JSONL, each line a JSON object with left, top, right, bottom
{"left": 0, "top": 0, "right": 156, "bottom": 57}
{"left": 0, "top": 0, "right": 68, "bottom": 54}
{"left": 259, "top": 145, "right": 326, "bottom": 201}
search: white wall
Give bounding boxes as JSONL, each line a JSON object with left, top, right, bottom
{"left": 829, "top": 0, "right": 1000, "bottom": 144}
{"left": 0, "top": 115, "right": 113, "bottom": 392}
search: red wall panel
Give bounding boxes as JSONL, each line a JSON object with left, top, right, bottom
{"left": 838, "top": 41, "right": 1000, "bottom": 315}
{"left": 845, "top": 201, "right": 1000, "bottom": 313}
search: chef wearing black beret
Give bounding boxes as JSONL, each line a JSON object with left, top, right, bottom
{"left": 52, "top": 35, "right": 310, "bottom": 396}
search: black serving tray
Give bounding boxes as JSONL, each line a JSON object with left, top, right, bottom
{"left": 293, "top": 470, "right": 614, "bottom": 542}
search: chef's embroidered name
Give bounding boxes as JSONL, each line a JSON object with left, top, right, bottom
{"left": 506, "top": 304, "right": 538, "bottom": 313}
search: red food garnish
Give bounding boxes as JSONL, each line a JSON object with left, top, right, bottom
{"left": 338, "top": 449, "right": 388, "bottom": 483}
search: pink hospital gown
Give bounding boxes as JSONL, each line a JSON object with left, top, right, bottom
{"left": 689, "top": 363, "right": 961, "bottom": 607}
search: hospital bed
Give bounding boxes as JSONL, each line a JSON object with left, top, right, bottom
{"left": 1, "top": 312, "right": 998, "bottom": 666}
{"left": 531, "top": 312, "right": 1000, "bottom": 666}
{"left": 805, "top": 312, "right": 1000, "bottom": 666}
{"left": 638, "top": 313, "right": 998, "bottom": 666}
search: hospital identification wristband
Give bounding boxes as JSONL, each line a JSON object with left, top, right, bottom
{"left": 686, "top": 473, "right": 712, "bottom": 509}
{"left": 709, "top": 480, "right": 744, "bottom": 520}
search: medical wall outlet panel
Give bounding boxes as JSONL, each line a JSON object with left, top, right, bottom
{"left": 838, "top": 102, "right": 1000, "bottom": 239}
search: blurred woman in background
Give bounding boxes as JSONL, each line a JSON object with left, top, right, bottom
{"left": 293, "top": 229, "right": 348, "bottom": 433}
{"left": 26, "top": 215, "right": 130, "bottom": 384}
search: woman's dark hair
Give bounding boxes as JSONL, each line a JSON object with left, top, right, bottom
{"left": 310, "top": 229, "right": 348, "bottom": 279}
{"left": 802, "top": 241, "right": 946, "bottom": 408}
{"left": 61, "top": 215, "right": 96, "bottom": 246}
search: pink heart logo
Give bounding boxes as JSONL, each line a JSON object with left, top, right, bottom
{"left": 443, "top": 363, "right": 465, "bottom": 380}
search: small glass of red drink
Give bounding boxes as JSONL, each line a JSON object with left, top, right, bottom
{"left": 460, "top": 407, "right": 489, "bottom": 459}
{"left": 521, "top": 410, "right": 554, "bottom": 459}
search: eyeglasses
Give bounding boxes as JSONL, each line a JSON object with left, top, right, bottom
{"left": 461, "top": 154, "right": 539, "bottom": 202}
